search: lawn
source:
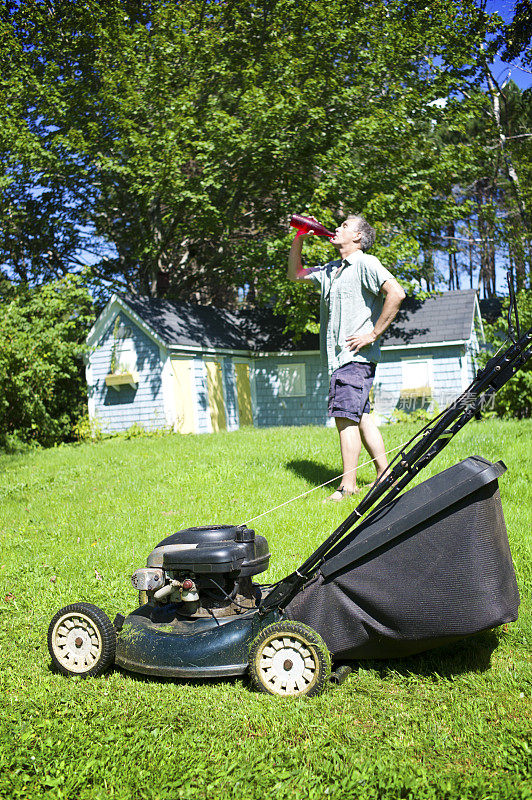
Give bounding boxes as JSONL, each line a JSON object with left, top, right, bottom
{"left": 0, "top": 419, "right": 531, "bottom": 800}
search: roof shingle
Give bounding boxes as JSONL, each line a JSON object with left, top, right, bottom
{"left": 382, "top": 289, "right": 478, "bottom": 346}
{"left": 120, "top": 289, "right": 479, "bottom": 352}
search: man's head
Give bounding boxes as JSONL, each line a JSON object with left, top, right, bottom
{"left": 331, "top": 215, "right": 376, "bottom": 254}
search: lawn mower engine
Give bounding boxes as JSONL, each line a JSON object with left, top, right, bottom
{"left": 131, "top": 524, "right": 270, "bottom": 617}
{"left": 107, "top": 524, "right": 281, "bottom": 680}
{"left": 48, "top": 522, "right": 332, "bottom": 694}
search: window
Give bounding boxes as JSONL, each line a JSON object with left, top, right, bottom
{"left": 106, "top": 321, "right": 139, "bottom": 391}
{"left": 399, "top": 358, "right": 432, "bottom": 411}
{"left": 401, "top": 358, "right": 431, "bottom": 391}
{"left": 116, "top": 337, "right": 137, "bottom": 373}
{"left": 111, "top": 323, "right": 137, "bottom": 374}
{"left": 278, "top": 364, "right": 306, "bottom": 397}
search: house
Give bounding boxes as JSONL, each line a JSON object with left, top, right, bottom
{"left": 85, "top": 289, "right": 484, "bottom": 434}
{"left": 372, "top": 289, "right": 485, "bottom": 423}
{"left": 86, "top": 294, "right": 326, "bottom": 434}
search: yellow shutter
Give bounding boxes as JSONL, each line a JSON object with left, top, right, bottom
{"left": 235, "top": 363, "right": 253, "bottom": 427}
{"left": 205, "top": 360, "right": 227, "bottom": 432}
{"left": 170, "top": 359, "right": 195, "bottom": 434}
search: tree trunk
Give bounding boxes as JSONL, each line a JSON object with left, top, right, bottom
{"left": 467, "top": 226, "right": 475, "bottom": 289}
{"left": 484, "top": 66, "right": 529, "bottom": 232}
{"left": 446, "top": 223, "right": 460, "bottom": 290}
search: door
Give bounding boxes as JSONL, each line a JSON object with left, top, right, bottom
{"left": 205, "top": 360, "right": 227, "bottom": 432}
{"left": 170, "top": 359, "right": 195, "bottom": 434}
{"left": 235, "top": 363, "right": 253, "bottom": 427}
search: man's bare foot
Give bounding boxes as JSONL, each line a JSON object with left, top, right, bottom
{"left": 324, "top": 486, "right": 360, "bottom": 503}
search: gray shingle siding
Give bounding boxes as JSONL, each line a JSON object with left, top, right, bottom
{"left": 88, "top": 313, "right": 166, "bottom": 433}
{"left": 223, "top": 360, "right": 239, "bottom": 431}
{"left": 373, "top": 358, "right": 402, "bottom": 418}
{"left": 251, "top": 355, "right": 328, "bottom": 427}
{"left": 374, "top": 345, "right": 469, "bottom": 420}
{"left": 193, "top": 358, "right": 210, "bottom": 433}
{"left": 465, "top": 325, "right": 481, "bottom": 384}
{"left": 431, "top": 347, "right": 465, "bottom": 405}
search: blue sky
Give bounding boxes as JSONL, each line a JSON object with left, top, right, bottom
{"left": 484, "top": 0, "right": 532, "bottom": 90}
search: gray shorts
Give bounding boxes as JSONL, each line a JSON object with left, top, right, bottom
{"left": 328, "top": 361, "right": 376, "bottom": 423}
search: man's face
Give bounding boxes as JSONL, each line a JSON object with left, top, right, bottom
{"left": 330, "top": 218, "right": 362, "bottom": 248}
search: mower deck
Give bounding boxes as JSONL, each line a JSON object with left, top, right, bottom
{"left": 115, "top": 604, "right": 280, "bottom": 678}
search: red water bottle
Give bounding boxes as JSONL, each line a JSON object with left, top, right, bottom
{"left": 290, "top": 214, "right": 334, "bottom": 239}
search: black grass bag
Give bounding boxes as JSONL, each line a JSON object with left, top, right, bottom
{"left": 286, "top": 457, "right": 519, "bottom": 659}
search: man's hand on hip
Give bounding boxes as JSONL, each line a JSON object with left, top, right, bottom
{"left": 345, "top": 331, "right": 377, "bottom": 353}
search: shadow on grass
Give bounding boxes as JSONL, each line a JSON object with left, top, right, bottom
{"left": 286, "top": 459, "right": 375, "bottom": 489}
{"left": 112, "top": 631, "right": 499, "bottom": 690}
{"left": 38, "top": 626, "right": 501, "bottom": 693}
{"left": 105, "top": 632, "right": 501, "bottom": 690}
{"left": 114, "top": 665, "right": 247, "bottom": 689}
{"left": 351, "top": 629, "right": 501, "bottom": 681}
{"left": 46, "top": 659, "right": 246, "bottom": 689}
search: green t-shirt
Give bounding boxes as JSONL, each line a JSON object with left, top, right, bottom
{"left": 307, "top": 251, "right": 395, "bottom": 373}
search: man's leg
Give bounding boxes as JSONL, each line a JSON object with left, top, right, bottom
{"left": 327, "top": 416, "right": 362, "bottom": 499}
{"left": 359, "top": 413, "right": 389, "bottom": 480}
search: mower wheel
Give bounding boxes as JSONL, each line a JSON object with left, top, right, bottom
{"left": 249, "top": 621, "right": 331, "bottom": 697}
{"left": 48, "top": 603, "right": 116, "bottom": 678}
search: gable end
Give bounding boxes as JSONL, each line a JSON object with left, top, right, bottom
{"left": 87, "top": 295, "right": 167, "bottom": 351}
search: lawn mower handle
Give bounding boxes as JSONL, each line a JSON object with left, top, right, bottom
{"left": 260, "top": 319, "right": 532, "bottom": 613}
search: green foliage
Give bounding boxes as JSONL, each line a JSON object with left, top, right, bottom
{"left": 501, "top": 0, "right": 532, "bottom": 67}
{"left": 0, "top": 421, "right": 530, "bottom": 799}
{"left": 2, "top": 0, "right": 518, "bottom": 313}
{"left": 74, "top": 415, "right": 175, "bottom": 444}
{"left": 0, "top": 274, "right": 94, "bottom": 448}
{"left": 481, "top": 290, "right": 532, "bottom": 419}
{"left": 391, "top": 404, "right": 441, "bottom": 426}
{"left": 120, "top": 422, "right": 172, "bottom": 439}
{"left": 73, "top": 413, "right": 103, "bottom": 443}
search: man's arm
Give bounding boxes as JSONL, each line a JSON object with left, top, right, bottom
{"left": 287, "top": 232, "right": 314, "bottom": 281}
{"left": 346, "top": 278, "right": 406, "bottom": 354}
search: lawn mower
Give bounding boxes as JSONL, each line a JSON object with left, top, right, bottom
{"left": 48, "top": 281, "right": 531, "bottom": 697}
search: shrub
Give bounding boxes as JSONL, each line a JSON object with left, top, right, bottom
{"left": 481, "top": 289, "right": 532, "bottom": 419}
{"left": 0, "top": 274, "right": 94, "bottom": 447}
{"left": 391, "top": 404, "right": 441, "bottom": 425}
{"left": 73, "top": 412, "right": 103, "bottom": 442}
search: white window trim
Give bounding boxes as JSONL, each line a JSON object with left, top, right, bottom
{"left": 277, "top": 363, "right": 307, "bottom": 397}
{"left": 400, "top": 356, "right": 433, "bottom": 392}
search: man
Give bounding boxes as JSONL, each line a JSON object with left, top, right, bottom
{"left": 288, "top": 215, "right": 405, "bottom": 500}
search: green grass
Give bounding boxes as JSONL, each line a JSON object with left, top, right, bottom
{"left": 0, "top": 420, "right": 531, "bottom": 800}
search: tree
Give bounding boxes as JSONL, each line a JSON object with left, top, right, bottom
{"left": 0, "top": 274, "right": 94, "bottom": 447}
{"left": 418, "top": 77, "right": 532, "bottom": 299}
{"left": 1, "top": 0, "right": 504, "bottom": 318}
{"left": 501, "top": 0, "right": 532, "bottom": 68}
{"left": 481, "top": 288, "right": 532, "bottom": 418}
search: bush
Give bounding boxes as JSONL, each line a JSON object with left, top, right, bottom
{"left": 391, "top": 404, "right": 441, "bottom": 425}
{"left": 481, "top": 289, "right": 532, "bottom": 419}
{"left": 0, "top": 274, "right": 94, "bottom": 447}
{"left": 72, "top": 412, "right": 103, "bottom": 442}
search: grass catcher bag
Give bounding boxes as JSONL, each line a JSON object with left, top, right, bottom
{"left": 286, "top": 456, "right": 519, "bottom": 659}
